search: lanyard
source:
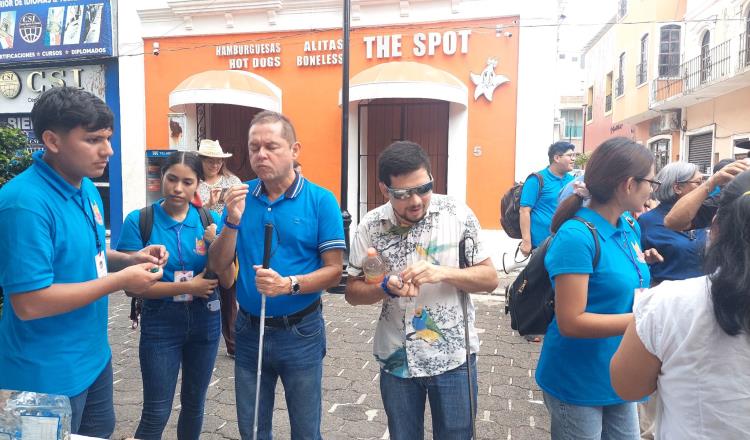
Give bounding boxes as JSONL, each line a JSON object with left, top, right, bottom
{"left": 75, "top": 193, "right": 102, "bottom": 253}
{"left": 175, "top": 223, "right": 186, "bottom": 271}
{"left": 614, "top": 229, "right": 644, "bottom": 289}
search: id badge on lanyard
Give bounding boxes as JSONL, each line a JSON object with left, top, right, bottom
{"left": 95, "top": 251, "right": 107, "bottom": 279}
{"left": 174, "top": 270, "right": 194, "bottom": 302}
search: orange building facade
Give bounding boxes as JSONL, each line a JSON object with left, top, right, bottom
{"left": 141, "top": 17, "right": 520, "bottom": 229}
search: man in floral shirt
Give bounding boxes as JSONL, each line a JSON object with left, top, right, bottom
{"left": 345, "top": 141, "right": 498, "bottom": 439}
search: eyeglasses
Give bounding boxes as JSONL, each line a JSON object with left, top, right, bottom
{"left": 636, "top": 177, "right": 662, "bottom": 191}
{"left": 677, "top": 175, "right": 708, "bottom": 185}
{"left": 386, "top": 180, "right": 434, "bottom": 200}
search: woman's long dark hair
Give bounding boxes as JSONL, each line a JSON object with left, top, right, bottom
{"left": 704, "top": 170, "right": 750, "bottom": 335}
{"left": 551, "top": 137, "right": 654, "bottom": 232}
{"left": 161, "top": 151, "right": 204, "bottom": 182}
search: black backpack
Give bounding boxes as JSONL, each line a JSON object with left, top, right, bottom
{"left": 504, "top": 217, "right": 599, "bottom": 336}
{"left": 500, "top": 173, "right": 544, "bottom": 239}
{"left": 128, "top": 205, "right": 214, "bottom": 328}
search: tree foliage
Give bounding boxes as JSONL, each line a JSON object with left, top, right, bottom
{"left": 0, "top": 125, "right": 33, "bottom": 187}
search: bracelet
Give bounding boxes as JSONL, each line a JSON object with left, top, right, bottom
{"left": 224, "top": 220, "right": 240, "bottom": 230}
{"left": 380, "top": 275, "right": 398, "bottom": 298}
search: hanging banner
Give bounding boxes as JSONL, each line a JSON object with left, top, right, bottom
{"left": 0, "top": 0, "right": 113, "bottom": 64}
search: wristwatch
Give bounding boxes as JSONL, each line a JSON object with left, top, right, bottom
{"left": 289, "top": 275, "right": 301, "bottom": 295}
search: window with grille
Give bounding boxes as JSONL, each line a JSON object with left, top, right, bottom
{"left": 637, "top": 34, "right": 648, "bottom": 85}
{"left": 561, "top": 109, "right": 583, "bottom": 139}
{"left": 616, "top": 53, "right": 625, "bottom": 96}
{"left": 659, "top": 25, "right": 681, "bottom": 76}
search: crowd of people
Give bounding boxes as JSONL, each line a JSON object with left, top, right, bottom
{"left": 0, "top": 86, "right": 749, "bottom": 440}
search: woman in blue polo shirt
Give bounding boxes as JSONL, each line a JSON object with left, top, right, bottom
{"left": 638, "top": 162, "right": 707, "bottom": 285}
{"left": 116, "top": 152, "right": 223, "bottom": 440}
{"left": 539, "top": 137, "right": 661, "bottom": 439}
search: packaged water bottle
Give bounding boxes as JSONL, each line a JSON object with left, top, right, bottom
{"left": 363, "top": 247, "right": 386, "bottom": 284}
{"left": 0, "top": 390, "right": 71, "bottom": 440}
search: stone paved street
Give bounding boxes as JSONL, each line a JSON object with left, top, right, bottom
{"left": 107, "top": 283, "right": 549, "bottom": 439}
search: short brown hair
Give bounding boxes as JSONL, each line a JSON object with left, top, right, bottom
{"left": 249, "top": 110, "right": 297, "bottom": 146}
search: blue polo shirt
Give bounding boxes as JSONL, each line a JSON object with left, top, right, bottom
{"left": 232, "top": 174, "right": 346, "bottom": 316}
{"left": 116, "top": 202, "right": 221, "bottom": 291}
{"left": 638, "top": 202, "right": 707, "bottom": 284}
{"left": 520, "top": 167, "right": 574, "bottom": 247}
{"left": 537, "top": 207, "right": 650, "bottom": 406}
{"left": 0, "top": 151, "right": 110, "bottom": 397}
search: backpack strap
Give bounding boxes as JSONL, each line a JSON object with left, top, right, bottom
{"left": 138, "top": 206, "right": 154, "bottom": 247}
{"left": 527, "top": 172, "right": 544, "bottom": 201}
{"left": 197, "top": 206, "right": 215, "bottom": 229}
{"left": 572, "top": 216, "right": 601, "bottom": 268}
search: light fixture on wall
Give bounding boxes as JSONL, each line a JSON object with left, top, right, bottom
{"left": 681, "top": 119, "right": 688, "bottom": 131}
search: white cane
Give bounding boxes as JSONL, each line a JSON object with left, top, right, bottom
{"left": 253, "top": 223, "right": 274, "bottom": 440}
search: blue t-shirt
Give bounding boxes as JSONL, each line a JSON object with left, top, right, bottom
{"left": 231, "top": 174, "right": 346, "bottom": 316}
{"left": 116, "top": 202, "right": 221, "bottom": 292}
{"left": 520, "top": 167, "right": 574, "bottom": 247}
{"left": 0, "top": 151, "right": 110, "bottom": 397}
{"left": 537, "top": 207, "right": 651, "bottom": 406}
{"left": 638, "top": 202, "right": 707, "bottom": 284}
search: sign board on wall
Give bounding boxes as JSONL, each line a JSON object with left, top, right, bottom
{"left": 0, "top": 112, "right": 39, "bottom": 146}
{"left": 0, "top": 0, "right": 113, "bottom": 64}
{"left": 0, "top": 64, "right": 105, "bottom": 112}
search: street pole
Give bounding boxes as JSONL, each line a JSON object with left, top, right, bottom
{"left": 340, "top": 0, "right": 352, "bottom": 255}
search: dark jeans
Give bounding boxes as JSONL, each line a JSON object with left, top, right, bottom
{"left": 380, "top": 354, "right": 478, "bottom": 440}
{"left": 69, "top": 359, "right": 115, "bottom": 438}
{"left": 234, "top": 306, "right": 326, "bottom": 440}
{"left": 220, "top": 283, "right": 237, "bottom": 355}
{"left": 134, "top": 293, "right": 221, "bottom": 440}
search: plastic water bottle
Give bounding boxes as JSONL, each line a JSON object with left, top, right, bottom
{"left": 0, "top": 390, "right": 71, "bottom": 440}
{"left": 363, "top": 247, "right": 386, "bottom": 284}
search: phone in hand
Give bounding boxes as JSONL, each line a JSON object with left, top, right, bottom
{"left": 218, "top": 187, "right": 228, "bottom": 204}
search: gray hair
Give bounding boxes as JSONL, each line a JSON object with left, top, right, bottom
{"left": 653, "top": 162, "right": 699, "bottom": 203}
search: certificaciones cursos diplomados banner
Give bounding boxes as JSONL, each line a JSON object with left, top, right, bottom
{"left": 0, "top": 0, "right": 113, "bottom": 64}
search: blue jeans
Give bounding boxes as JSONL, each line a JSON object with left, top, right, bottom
{"left": 134, "top": 294, "right": 221, "bottom": 440}
{"left": 234, "top": 306, "right": 326, "bottom": 440}
{"left": 543, "top": 391, "right": 639, "bottom": 440}
{"left": 380, "top": 354, "right": 478, "bottom": 440}
{"left": 69, "top": 359, "right": 115, "bottom": 438}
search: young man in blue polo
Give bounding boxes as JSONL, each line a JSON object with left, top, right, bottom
{"left": 519, "top": 141, "right": 576, "bottom": 256}
{"left": 210, "top": 111, "right": 345, "bottom": 439}
{"left": 0, "top": 87, "right": 166, "bottom": 438}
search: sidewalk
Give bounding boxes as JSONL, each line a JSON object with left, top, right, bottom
{"left": 107, "top": 279, "right": 549, "bottom": 439}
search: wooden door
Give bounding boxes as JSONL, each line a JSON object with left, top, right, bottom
{"left": 363, "top": 100, "right": 449, "bottom": 214}
{"left": 209, "top": 104, "right": 260, "bottom": 182}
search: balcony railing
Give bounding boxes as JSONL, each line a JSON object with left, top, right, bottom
{"left": 684, "top": 39, "right": 731, "bottom": 91}
{"left": 741, "top": 32, "right": 750, "bottom": 71}
{"left": 636, "top": 63, "right": 647, "bottom": 86}
{"left": 605, "top": 94, "right": 612, "bottom": 112}
{"left": 651, "top": 38, "right": 732, "bottom": 104}
{"left": 615, "top": 76, "right": 624, "bottom": 96}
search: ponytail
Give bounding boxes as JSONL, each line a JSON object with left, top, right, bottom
{"left": 551, "top": 194, "right": 584, "bottom": 233}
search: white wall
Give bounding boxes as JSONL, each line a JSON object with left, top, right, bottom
{"left": 118, "top": 0, "right": 150, "bottom": 215}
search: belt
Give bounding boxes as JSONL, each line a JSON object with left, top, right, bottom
{"left": 242, "top": 298, "right": 321, "bottom": 328}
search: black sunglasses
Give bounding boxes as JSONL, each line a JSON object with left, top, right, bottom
{"left": 636, "top": 177, "right": 662, "bottom": 191}
{"left": 386, "top": 180, "right": 434, "bottom": 200}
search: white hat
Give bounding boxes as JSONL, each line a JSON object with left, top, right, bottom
{"left": 197, "top": 139, "right": 232, "bottom": 158}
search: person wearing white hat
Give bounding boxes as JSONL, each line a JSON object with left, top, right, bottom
{"left": 197, "top": 139, "right": 242, "bottom": 357}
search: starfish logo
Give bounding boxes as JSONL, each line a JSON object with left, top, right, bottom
{"left": 470, "top": 58, "right": 510, "bottom": 102}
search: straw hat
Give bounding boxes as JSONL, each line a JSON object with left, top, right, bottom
{"left": 197, "top": 139, "right": 232, "bottom": 158}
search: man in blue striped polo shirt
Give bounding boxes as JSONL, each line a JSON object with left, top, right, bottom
{"left": 210, "top": 111, "right": 345, "bottom": 439}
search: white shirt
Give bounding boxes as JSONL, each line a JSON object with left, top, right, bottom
{"left": 347, "top": 194, "right": 489, "bottom": 378}
{"left": 635, "top": 276, "right": 750, "bottom": 440}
